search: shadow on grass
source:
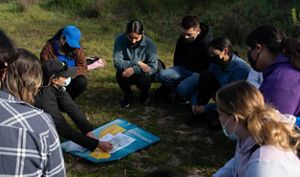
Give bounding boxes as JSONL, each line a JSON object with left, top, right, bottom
{"left": 66, "top": 79, "right": 235, "bottom": 177}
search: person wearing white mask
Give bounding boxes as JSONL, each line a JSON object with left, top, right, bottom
{"left": 35, "top": 59, "right": 112, "bottom": 152}
{"left": 156, "top": 15, "right": 212, "bottom": 102}
{"left": 213, "top": 81, "right": 300, "bottom": 177}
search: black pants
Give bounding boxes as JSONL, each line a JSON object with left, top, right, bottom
{"left": 116, "top": 71, "right": 154, "bottom": 98}
{"left": 196, "top": 70, "right": 221, "bottom": 129}
{"left": 66, "top": 75, "right": 88, "bottom": 99}
{"left": 197, "top": 70, "right": 220, "bottom": 105}
{"left": 35, "top": 86, "right": 98, "bottom": 151}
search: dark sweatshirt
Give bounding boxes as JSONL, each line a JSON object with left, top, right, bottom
{"left": 35, "top": 85, "right": 98, "bottom": 151}
{"left": 173, "top": 23, "right": 213, "bottom": 73}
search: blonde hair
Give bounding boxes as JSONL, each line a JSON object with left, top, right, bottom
{"left": 216, "top": 81, "right": 300, "bottom": 153}
{"left": 4, "top": 48, "right": 42, "bottom": 104}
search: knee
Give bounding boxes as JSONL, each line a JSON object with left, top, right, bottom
{"left": 137, "top": 73, "right": 153, "bottom": 85}
{"left": 176, "top": 81, "right": 197, "bottom": 100}
{"left": 116, "top": 71, "right": 129, "bottom": 83}
{"left": 158, "top": 69, "right": 178, "bottom": 84}
{"left": 176, "top": 83, "right": 189, "bottom": 97}
{"left": 74, "top": 75, "right": 88, "bottom": 90}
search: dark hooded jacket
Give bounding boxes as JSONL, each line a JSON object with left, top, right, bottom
{"left": 173, "top": 23, "right": 213, "bottom": 73}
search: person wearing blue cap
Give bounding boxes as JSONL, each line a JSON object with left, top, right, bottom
{"left": 40, "top": 25, "right": 87, "bottom": 99}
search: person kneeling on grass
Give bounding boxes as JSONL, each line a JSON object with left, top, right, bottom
{"left": 35, "top": 59, "right": 112, "bottom": 152}
{"left": 213, "top": 81, "right": 300, "bottom": 177}
{"left": 113, "top": 19, "right": 158, "bottom": 108}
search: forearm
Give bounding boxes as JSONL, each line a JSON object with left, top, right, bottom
{"left": 75, "top": 48, "right": 87, "bottom": 75}
{"left": 114, "top": 58, "right": 137, "bottom": 70}
{"left": 147, "top": 57, "right": 158, "bottom": 75}
{"left": 58, "top": 92, "right": 93, "bottom": 134}
{"left": 55, "top": 119, "right": 98, "bottom": 151}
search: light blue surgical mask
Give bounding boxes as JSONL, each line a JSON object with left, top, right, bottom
{"left": 64, "top": 77, "right": 71, "bottom": 87}
{"left": 222, "top": 118, "right": 238, "bottom": 140}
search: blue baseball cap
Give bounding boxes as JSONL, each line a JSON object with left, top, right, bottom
{"left": 62, "top": 25, "right": 81, "bottom": 48}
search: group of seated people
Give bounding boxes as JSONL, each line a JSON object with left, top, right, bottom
{"left": 0, "top": 14, "right": 299, "bottom": 177}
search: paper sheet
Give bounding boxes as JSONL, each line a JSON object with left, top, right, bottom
{"left": 63, "top": 133, "right": 135, "bottom": 154}
{"left": 100, "top": 133, "right": 136, "bottom": 153}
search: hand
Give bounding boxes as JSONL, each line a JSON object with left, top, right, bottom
{"left": 138, "top": 61, "right": 150, "bottom": 73}
{"left": 122, "top": 67, "right": 134, "bottom": 77}
{"left": 192, "top": 105, "right": 205, "bottom": 115}
{"left": 98, "top": 141, "right": 113, "bottom": 152}
{"left": 86, "top": 131, "right": 95, "bottom": 139}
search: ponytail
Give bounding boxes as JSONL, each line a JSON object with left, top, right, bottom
{"left": 217, "top": 81, "right": 300, "bottom": 153}
{"left": 282, "top": 38, "right": 300, "bottom": 70}
{"left": 244, "top": 25, "right": 300, "bottom": 69}
{"left": 247, "top": 105, "right": 300, "bottom": 152}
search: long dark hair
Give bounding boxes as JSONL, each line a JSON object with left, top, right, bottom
{"left": 50, "top": 27, "right": 76, "bottom": 57}
{"left": 208, "top": 37, "right": 235, "bottom": 56}
{"left": 126, "top": 19, "right": 144, "bottom": 34}
{"left": 50, "top": 28, "right": 64, "bottom": 41}
{"left": 246, "top": 25, "right": 300, "bottom": 70}
{"left": 0, "top": 29, "right": 16, "bottom": 70}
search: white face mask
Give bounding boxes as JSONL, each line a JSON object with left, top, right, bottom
{"left": 52, "top": 77, "right": 71, "bottom": 91}
{"left": 64, "top": 77, "right": 71, "bottom": 86}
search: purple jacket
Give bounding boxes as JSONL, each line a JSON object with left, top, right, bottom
{"left": 260, "top": 54, "right": 300, "bottom": 116}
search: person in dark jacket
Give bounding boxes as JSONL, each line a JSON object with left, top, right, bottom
{"left": 35, "top": 59, "right": 112, "bottom": 152}
{"left": 157, "top": 15, "right": 212, "bottom": 102}
{"left": 40, "top": 25, "right": 87, "bottom": 99}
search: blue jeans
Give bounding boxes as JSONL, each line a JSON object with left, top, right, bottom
{"left": 296, "top": 116, "right": 300, "bottom": 127}
{"left": 158, "top": 66, "right": 199, "bottom": 101}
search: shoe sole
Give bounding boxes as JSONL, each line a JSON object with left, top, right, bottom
{"left": 120, "top": 103, "right": 130, "bottom": 108}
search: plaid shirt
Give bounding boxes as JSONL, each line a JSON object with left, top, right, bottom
{"left": 0, "top": 91, "right": 65, "bottom": 177}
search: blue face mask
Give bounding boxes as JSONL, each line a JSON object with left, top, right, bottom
{"left": 64, "top": 77, "right": 71, "bottom": 87}
{"left": 222, "top": 118, "right": 238, "bottom": 140}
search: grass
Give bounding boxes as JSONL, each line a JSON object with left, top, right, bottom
{"left": 1, "top": 0, "right": 299, "bottom": 176}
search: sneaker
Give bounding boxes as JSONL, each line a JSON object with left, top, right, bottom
{"left": 120, "top": 97, "right": 132, "bottom": 108}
